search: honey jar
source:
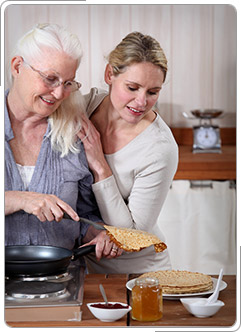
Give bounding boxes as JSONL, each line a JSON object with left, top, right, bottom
{"left": 131, "top": 277, "right": 163, "bottom": 321}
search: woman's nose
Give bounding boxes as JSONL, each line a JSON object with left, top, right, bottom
{"left": 51, "top": 85, "right": 65, "bottom": 99}
{"left": 135, "top": 91, "right": 147, "bottom": 107}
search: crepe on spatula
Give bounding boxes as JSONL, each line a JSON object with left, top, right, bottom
{"left": 103, "top": 225, "right": 167, "bottom": 252}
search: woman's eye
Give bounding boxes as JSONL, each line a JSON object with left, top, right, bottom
{"left": 148, "top": 90, "right": 161, "bottom": 96}
{"left": 128, "top": 86, "right": 137, "bottom": 91}
{"left": 46, "top": 76, "right": 58, "bottom": 83}
{"left": 64, "top": 81, "right": 73, "bottom": 86}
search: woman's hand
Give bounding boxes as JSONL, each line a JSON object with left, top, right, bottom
{"left": 77, "top": 114, "right": 112, "bottom": 182}
{"left": 81, "top": 229, "right": 123, "bottom": 260}
{"left": 5, "top": 191, "right": 79, "bottom": 222}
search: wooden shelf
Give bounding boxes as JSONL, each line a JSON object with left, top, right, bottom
{"left": 171, "top": 127, "right": 236, "bottom": 146}
{"left": 171, "top": 128, "right": 236, "bottom": 180}
{"left": 174, "top": 145, "right": 236, "bottom": 180}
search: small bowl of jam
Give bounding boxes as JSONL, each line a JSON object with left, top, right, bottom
{"left": 87, "top": 302, "right": 131, "bottom": 322}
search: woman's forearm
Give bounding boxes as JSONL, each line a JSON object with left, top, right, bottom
{"left": 5, "top": 191, "right": 79, "bottom": 222}
{"left": 5, "top": 191, "right": 25, "bottom": 215}
{"left": 77, "top": 115, "right": 112, "bottom": 183}
{"left": 90, "top": 158, "right": 113, "bottom": 183}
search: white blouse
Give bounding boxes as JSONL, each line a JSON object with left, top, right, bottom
{"left": 17, "top": 164, "right": 35, "bottom": 190}
{"left": 83, "top": 88, "right": 178, "bottom": 274}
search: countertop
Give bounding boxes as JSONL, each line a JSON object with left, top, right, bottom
{"left": 6, "top": 274, "right": 236, "bottom": 328}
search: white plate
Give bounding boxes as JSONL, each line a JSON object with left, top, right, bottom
{"left": 126, "top": 277, "right": 227, "bottom": 300}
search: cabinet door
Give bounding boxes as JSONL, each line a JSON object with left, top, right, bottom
{"left": 158, "top": 180, "right": 236, "bottom": 274}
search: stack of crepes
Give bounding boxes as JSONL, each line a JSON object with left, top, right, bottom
{"left": 104, "top": 225, "right": 167, "bottom": 253}
{"left": 138, "top": 270, "right": 213, "bottom": 294}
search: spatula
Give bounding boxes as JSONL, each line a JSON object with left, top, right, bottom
{"left": 63, "top": 213, "right": 105, "bottom": 230}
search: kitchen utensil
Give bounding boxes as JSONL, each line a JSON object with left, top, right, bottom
{"left": 182, "top": 109, "right": 223, "bottom": 153}
{"left": 191, "top": 109, "right": 223, "bottom": 119}
{"left": 87, "top": 302, "right": 131, "bottom": 322}
{"left": 180, "top": 268, "right": 225, "bottom": 318}
{"left": 206, "top": 268, "right": 223, "bottom": 304}
{"left": 79, "top": 217, "right": 105, "bottom": 230}
{"left": 5, "top": 244, "right": 95, "bottom": 277}
{"left": 180, "top": 298, "right": 224, "bottom": 318}
{"left": 63, "top": 213, "right": 105, "bottom": 230}
{"left": 99, "top": 284, "right": 108, "bottom": 306}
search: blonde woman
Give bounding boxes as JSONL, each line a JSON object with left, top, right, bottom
{"left": 5, "top": 23, "right": 122, "bottom": 261}
{"left": 78, "top": 32, "right": 179, "bottom": 273}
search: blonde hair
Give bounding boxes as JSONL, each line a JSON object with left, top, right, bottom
{"left": 9, "top": 23, "right": 84, "bottom": 157}
{"left": 108, "top": 31, "right": 168, "bottom": 82}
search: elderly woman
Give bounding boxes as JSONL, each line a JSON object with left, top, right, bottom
{"left": 78, "top": 32, "right": 178, "bottom": 273}
{"left": 5, "top": 23, "right": 121, "bottom": 262}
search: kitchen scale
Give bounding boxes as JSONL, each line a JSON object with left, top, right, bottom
{"left": 182, "top": 109, "right": 223, "bottom": 153}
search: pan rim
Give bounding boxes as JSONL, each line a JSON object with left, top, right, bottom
{"left": 6, "top": 258, "right": 70, "bottom": 264}
{"left": 5, "top": 245, "right": 71, "bottom": 250}
{"left": 5, "top": 245, "right": 72, "bottom": 263}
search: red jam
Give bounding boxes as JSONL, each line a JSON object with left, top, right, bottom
{"left": 90, "top": 303, "right": 129, "bottom": 309}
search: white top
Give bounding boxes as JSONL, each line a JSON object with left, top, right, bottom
{"left": 17, "top": 164, "right": 35, "bottom": 190}
{"left": 83, "top": 88, "right": 179, "bottom": 274}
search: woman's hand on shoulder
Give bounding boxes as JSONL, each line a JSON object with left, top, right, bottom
{"left": 77, "top": 114, "right": 112, "bottom": 182}
{"left": 5, "top": 190, "right": 79, "bottom": 222}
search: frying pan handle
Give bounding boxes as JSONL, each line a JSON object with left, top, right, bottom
{"left": 72, "top": 245, "right": 96, "bottom": 260}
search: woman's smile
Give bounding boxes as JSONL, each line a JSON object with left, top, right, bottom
{"left": 126, "top": 105, "right": 145, "bottom": 116}
{"left": 39, "top": 96, "right": 56, "bottom": 105}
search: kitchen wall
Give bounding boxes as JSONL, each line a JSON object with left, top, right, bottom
{"left": 4, "top": 3, "right": 237, "bottom": 128}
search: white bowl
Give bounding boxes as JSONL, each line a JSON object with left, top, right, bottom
{"left": 180, "top": 298, "right": 225, "bottom": 318}
{"left": 87, "top": 302, "right": 132, "bottom": 322}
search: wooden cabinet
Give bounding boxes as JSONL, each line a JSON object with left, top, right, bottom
{"left": 171, "top": 128, "right": 236, "bottom": 180}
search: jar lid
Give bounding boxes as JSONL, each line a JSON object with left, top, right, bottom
{"left": 135, "top": 277, "right": 160, "bottom": 287}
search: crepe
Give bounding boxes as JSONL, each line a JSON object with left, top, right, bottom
{"left": 104, "top": 225, "right": 167, "bottom": 252}
{"left": 138, "top": 270, "right": 213, "bottom": 294}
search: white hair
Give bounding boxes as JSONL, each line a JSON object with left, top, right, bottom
{"left": 8, "top": 23, "right": 85, "bottom": 156}
{"left": 48, "top": 91, "right": 86, "bottom": 157}
{"left": 8, "top": 23, "right": 83, "bottom": 85}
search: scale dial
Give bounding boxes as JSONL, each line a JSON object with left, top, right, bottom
{"left": 195, "top": 127, "right": 218, "bottom": 148}
{"left": 193, "top": 126, "right": 221, "bottom": 152}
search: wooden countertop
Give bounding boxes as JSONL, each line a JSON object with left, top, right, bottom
{"left": 174, "top": 145, "right": 236, "bottom": 180}
{"left": 171, "top": 128, "right": 236, "bottom": 180}
{"left": 6, "top": 274, "right": 237, "bottom": 328}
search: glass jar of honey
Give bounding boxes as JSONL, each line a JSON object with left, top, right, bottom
{"left": 131, "top": 277, "right": 163, "bottom": 321}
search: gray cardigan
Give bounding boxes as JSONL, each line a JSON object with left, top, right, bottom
{"left": 5, "top": 90, "right": 101, "bottom": 250}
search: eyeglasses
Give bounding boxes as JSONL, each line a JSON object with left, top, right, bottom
{"left": 23, "top": 59, "right": 81, "bottom": 93}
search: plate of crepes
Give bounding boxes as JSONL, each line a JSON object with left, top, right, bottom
{"left": 126, "top": 270, "right": 227, "bottom": 300}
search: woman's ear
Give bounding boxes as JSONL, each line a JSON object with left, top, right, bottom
{"left": 11, "top": 56, "right": 24, "bottom": 78}
{"left": 104, "top": 64, "right": 114, "bottom": 85}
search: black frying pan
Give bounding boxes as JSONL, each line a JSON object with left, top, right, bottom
{"left": 5, "top": 245, "right": 96, "bottom": 277}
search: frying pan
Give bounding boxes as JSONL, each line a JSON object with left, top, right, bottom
{"left": 5, "top": 244, "right": 96, "bottom": 277}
